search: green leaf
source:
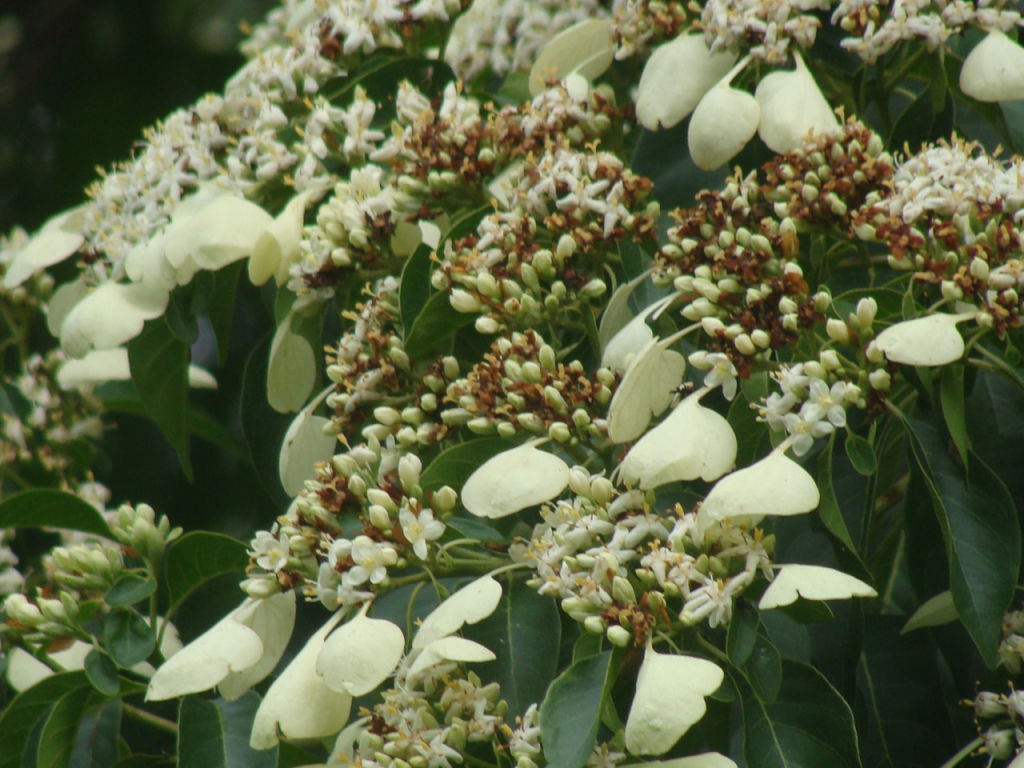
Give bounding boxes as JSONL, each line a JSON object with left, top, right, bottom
{"left": 103, "top": 611, "right": 156, "bottom": 668}
{"left": 738, "top": 660, "right": 859, "bottom": 768}
{"left": 817, "top": 438, "right": 858, "bottom": 553}
{"left": 0, "top": 490, "right": 112, "bottom": 539}
{"left": 178, "top": 693, "right": 277, "bottom": 768}
{"left": 898, "top": 411, "right": 1020, "bottom": 667}
{"left": 0, "top": 671, "right": 89, "bottom": 768}
{"left": 164, "top": 532, "right": 249, "bottom": 615}
{"left": 901, "top": 590, "right": 958, "bottom": 634}
{"left": 540, "top": 651, "right": 616, "bottom": 768}
{"left": 71, "top": 699, "right": 122, "bottom": 768}
{"left": 399, "top": 244, "right": 435, "bottom": 333}
{"left": 743, "top": 629, "right": 782, "bottom": 705}
{"left": 855, "top": 617, "right": 955, "bottom": 767}
{"left": 36, "top": 685, "right": 92, "bottom": 768}
{"left": 323, "top": 55, "right": 455, "bottom": 120}
{"left": 127, "top": 317, "right": 193, "bottom": 481}
{"left": 84, "top": 650, "right": 121, "bottom": 698}
{"left": 104, "top": 575, "right": 157, "bottom": 609}
{"left": 207, "top": 262, "right": 244, "bottom": 366}
{"left": 463, "top": 576, "right": 561, "bottom": 720}
{"left": 726, "top": 603, "right": 759, "bottom": 667}
{"left": 843, "top": 432, "right": 877, "bottom": 476}
{"left": 420, "top": 437, "right": 524, "bottom": 492}
{"left": 240, "top": 334, "right": 293, "bottom": 507}
{"left": 403, "top": 292, "right": 474, "bottom": 360}
{"left": 102, "top": 398, "right": 247, "bottom": 459}
{"left": 889, "top": 87, "right": 954, "bottom": 152}
{"left": 939, "top": 365, "right": 969, "bottom": 467}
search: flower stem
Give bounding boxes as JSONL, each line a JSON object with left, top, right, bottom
{"left": 123, "top": 703, "right": 178, "bottom": 735}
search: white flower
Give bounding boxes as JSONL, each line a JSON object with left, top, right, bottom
{"left": 688, "top": 59, "right": 760, "bottom": 171}
{"left": 607, "top": 337, "right": 687, "bottom": 443}
{"left": 698, "top": 352, "right": 739, "bottom": 401}
{"left": 147, "top": 592, "right": 296, "bottom": 701}
{"left": 618, "top": 388, "right": 737, "bottom": 489}
{"left": 874, "top": 312, "right": 976, "bottom": 367}
{"left": 399, "top": 506, "right": 446, "bottom": 560}
{"left": 406, "top": 635, "right": 497, "bottom": 686}
{"left": 783, "top": 411, "right": 834, "bottom": 456}
{"left": 316, "top": 612, "right": 406, "bottom": 695}
{"left": 624, "top": 645, "right": 724, "bottom": 755}
{"left": 462, "top": 442, "right": 570, "bottom": 519}
{"left": 635, "top": 34, "right": 738, "bottom": 130}
{"left": 250, "top": 529, "right": 290, "bottom": 573}
{"left": 3, "top": 207, "right": 86, "bottom": 289}
{"left": 348, "top": 535, "right": 395, "bottom": 585}
{"left": 960, "top": 30, "right": 1024, "bottom": 102}
{"left": 60, "top": 282, "right": 170, "bottom": 358}
{"left": 754, "top": 52, "right": 839, "bottom": 154}
{"left": 799, "top": 379, "right": 848, "bottom": 427}
{"left": 759, "top": 564, "right": 877, "bottom": 609}
{"left": 250, "top": 610, "right": 352, "bottom": 749}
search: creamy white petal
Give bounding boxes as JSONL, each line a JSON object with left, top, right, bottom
{"left": 218, "top": 591, "right": 297, "bottom": 701}
{"left": 279, "top": 404, "right": 337, "bottom": 496}
{"left": 251, "top": 189, "right": 322, "bottom": 287}
{"left": 3, "top": 207, "right": 86, "bottom": 289}
{"left": 47, "top": 276, "right": 90, "bottom": 337}
{"left": 60, "top": 282, "right": 170, "bottom": 358}
{"left": 607, "top": 338, "right": 686, "bottom": 443}
{"left": 688, "top": 83, "right": 760, "bottom": 171}
{"left": 250, "top": 611, "right": 351, "bottom": 750}
{"left": 624, "top": 647, "right": 723, "bottom": 755}
{"left": 316, "top": 615, "right": 405, "bottom": 696}
{"left": 529, "top": 19, "right": 615, "bottom": 97}
{"left": 462, "top": 443, "right": 570, "bottom": 519}
{"left": 636, "top": 35, "right": 738, "bottom": 130}
{"left": 759, "top": 564, "right": 877, "bottom": 609}
{"left": 874, "top": 313, "right": 973, "bottom": 366}
{"left": 124, "top": 233, "right": 177, "bottom": 292}
{"left": 755, "top": 54, "right": 839, "bottom": 154}
{"left": 56, "top": 347, "right": 216, "bottom": 391}
{"left": 165, "top": 195, "right": 273, "bottom": 271}
{"left": 6, "top": 643, "right": 92, "bottom": 692}
{"left": 413, "top": 575, "right": 503, "bottom": 649}
{"left": 267, "top": 314, "right": 317, "bottom": 413}
{"left": 960, "top": 30, "right": 1024, "bottom": 102}
{"left": 619, "top": 389, "right": 737, "bottom": 488}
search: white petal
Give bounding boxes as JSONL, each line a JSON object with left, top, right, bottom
{"left": 759, "top": 564, "right": 877, "bottom": 609}
{"left": 607, "top": 338, "right": 686, "bottom": 443}
{"left": 2, "top": 207, "right": 86, "bottom": 289}
{"left": 47, "top": 276, "right": 90, "bottom": 337}
{"left": 316, "top": 615, "right": 405, "bottom": 695}
{"left": 413, "top": 575, "right": 503, "bottom": 649}
{"left": 6, "top": 642, "right": 92, "bottom": 692}
{"left": 251, "top": 189, "right": 322, "bottom": 286}
{"left": 755, "top": 54, "right": 839, "bottom": 154}
{"left": 279, "top": 403, "right": 337, "bottom": 496}
{"left": 407, "top": 637, "right": 496, "bottom": 685}
{"left": 529, "top": 19, "right": 615, "bottom": 97}
{"left": 124, "top": 233, "right": 177, "bottom": 292}
{"left": 619, "top": 389, "right": 737, "bottom": 488}
{"left": 636, "top": 35, "right": 738, "bottom": 130}
{"left": 251, "top": 611, "right": 351, "bottom": 750}
{"left": 55, "top": 347, "right": 217, "bottom": 391}
{"left": 624, "top": 647, "right": 723, "bottom": 755}
{"left": 901, "top": 590, "right": 957, "bottom": 634}
{"left": 60, "top": 282, "right": 170, "bottom": 358}
{"left": 188, "top": 366, "right": 218, "bottom": 390}
{"left": 697, "top": 450, "right": 819, "bottom": 533}
{"left": 601, "top": 292, "right": 675, "bottom": 373}
{"left": 329, "top": 716, "right": 371, "bottom": 764}
{"left": 267, "top": 315, "right": 317, "bottom": 413}
{"left": 218, "top": 591, "right": 297, "bottom": 701}
{"left": 165, "top": 195, "right": 273, "bottom": 271}
{"left": 960, "top": 30, "right": 1024, "bottom": 102}
{"left": 461, "top": 443, "right": 570, "bottom": 519}
{"left": 874, "top": 313, "right": 972, "bottom": 366}
{"left": 688, "top": 84, "right": 760, "bottom": 171}
{"left": 629, "top": 754, "right": 738, "bottom": 768}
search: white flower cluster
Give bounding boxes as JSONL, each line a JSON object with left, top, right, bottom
{"left": 0, "top": 531, "right": 23, "bottom": 596}
{"left": 701, "top": 0, "right": 832, "bottom": 63}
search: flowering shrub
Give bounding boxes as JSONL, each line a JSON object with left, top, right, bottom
{"left": 5, "top": 1, "right": 1024, "bottom": 766}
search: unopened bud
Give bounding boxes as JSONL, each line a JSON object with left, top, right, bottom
{"left": 826, "top": 319, "right": 850, "bottom": 343}
{"left": 607, "top": 625, "right": 632, "bottom": 647}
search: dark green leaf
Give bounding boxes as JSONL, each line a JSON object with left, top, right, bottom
{"left": 727, "top": 393, "right": 768, "bottom": 470}
{"left": 420, "top": 437, "right": 524, "bottom": 492}
{"left": 817, "top": 438, "right": 858, "bottom": 553}
{"left": 70, "top": 699, "right": 122, "bottom": 768}
{"left": 0, "top": 672, "right": 89, "bottom": 768}
{"left": 738, "top": 660, "right": 859, "bottom": 768}
{"left": 127, "top": 317, "right": 193, "bottom": 481}
{"left": 164, "top": 532, "right": 249, "bottom": 615}
{"left": 36, "top": 685, "right": 92, "bottom": 768}
{"left": 207, "top": 262, "right": 243, "bottom": 366}
{"left": 324, "top": 55, "right": 454, "bottom": 118}
{"left": 104, "top": 576, "right": 157, "bottom": 609}
{"left": 403, "top": 292, "right": 474, "bottom": 360}
{"left": 240, "top": 334, "right": 292, "bottom": 507}
{"left": 444, "top": 516, "right": 504, "bottom": 542}
{"left": 939, "top": 365, "right": 969, "bottom": 467}
{"left": 110, "top": 758, "right": 173, "bottom": 768}
{"left": 84, "top": 650, "right": 120, "bottom": 698}
{"left": 843, "top": 432, "right": 877, "bottom": 476}
{"left": 889, "top": 88, "right": 954, "bottom": 153}
{"left": 399, "top": 244, "right": 435, "bottom": 333}
{"left": 899, "top": 411, "right": 1020, "bottom": 667}
{"left": 540, "top": 651, "right": 616, "bottom": 768}
{"left": 743, "top": 630, "right": 782, "bottom": 704}
{"left": 0, "top": 490, "right": 112, "bottom": 539}
{"left": 178, "top": 693, "right": 277, "bottom": 768}
{"left": 103, "top": 611, "right": 156, "bottom": 668}
{"left": 102, "top": 398, "right": 247, "bottom": 459}
{"left": 727, "top": 603, "right": 759, "bottom": 667}
{"left": 464, "top": 577, "right": 561, "bottom": 720}
{"left": 166, "top": 289, "right": 200, "bottom": 345}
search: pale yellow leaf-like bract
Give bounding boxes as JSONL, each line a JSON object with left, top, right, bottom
{"left": 413, "top": 575, "right": 503, "bottom": 649}
{"left": 688, "top": 82, "right": 760, "bottom": 171}
{"left": 607, "top": 338, "right": 686, "bottom": 443}
{"left": 755, "top": 53, "right": 839, "bottom": 154}
{"left": 529, "top": 19, "right": 615, "bottom": 97}
{"left": 759, "top": 564, "right": 877, "bottom": 609}
{"left": 267, "top": 315, "right": 317, "bottom": 413}
{"left": 960, "top": 30, "right": 1024, "bottom": 102}
{"left": 462, "top": 443, "right": 570, "bottom": 519}
{"left": 874, "top": 313, "right": 973, "bottom": 367}
{"left": 60, "top": 282, "right": 170, "bottom": 358}
{"left": 316, "top": 615, "right": 406, "bottom": 696}
{"left": 901, "top": 590, "right": 958, "bottom": 634}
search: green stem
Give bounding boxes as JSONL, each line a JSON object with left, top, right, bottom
{"left": 123, "top": 703, "right": 178, "bottom": 735}
{"left": 387, "top": 572, "right": 431, "bottom": 590}
{"left": 693, "top": 632, "right": 730, "bottom": 667}
{"left": 879, "top": 530, "right": 905, "bottom": 613}
{"left": 936, "top": 736, "right": 983, "bottom": 768}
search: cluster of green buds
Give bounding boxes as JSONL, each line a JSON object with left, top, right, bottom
{"left": 48, "top": 541, "right": 125, "bottom": 593}
{"left": 3, "top": 591, "right": 83, "bottom": 639}
{"left": 109, "top": 503, "right": 182, "bottom": 567}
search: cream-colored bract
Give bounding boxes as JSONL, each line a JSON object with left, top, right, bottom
{"left": 461, "top": 443, "right": 570, "bottom": 519}
{"left": 279, "top": 397, "right": 337, "bottom": 496}
{"left": 759, "top": 564, "right": 877, "bottom": 609}
{"left": 754, "top": 53, "right": 839, "bottom": 155}
{"left": 56, "top": 348, "right": 216, "bottom": 391}
{"left": 60, "top": 282, "right": 171, "bottom": 358}
{"left": 960, "top": 30, "right": 1024, "bottom": 102}
{"left": 629, "top": 754, "right": 738, "bottom": 768}
{"left": 267, "top": 312, "right": 318, "bottom": 413}
{"left": 528, "top": 19, "right": 615, "bottom": 97}
{"left": 316, "top": 614, "right": 406, "bottom": 696}
{"left": 251, "top": 188, "right": 325, "bottom": 287}
{"left": 624, "top": 646, "right": 724, "bottom": 755}
{"left": 250, "top": 610, "right": 352, "bottom": 750}
{"left": 874, "top": 312, "right": 974, "bottom": 366}
{"left": 164, "top": 194, "right": 273, "bottom": 272}
{"left": 406, "top": 635, "right": 497, "bottom": 687}
{"left": 607, "top": 338, "right": 686, "bottom": 444}
{"left": 147, "top": 592, "right": 295, "bottom": 701}
{"left": 635, "top": 34, "right": 737, "bottom": 131}
{"left": 413, "top": 575, "right": 503, "bottom": 649}
{"left": 618, "top": 388, "right": 737, "bottom": 489}
{"left": 2, "top": 207, "right": 86, "bottom": 289}
{"left": 688, "top": 79, "right": 761, "bottom": 171}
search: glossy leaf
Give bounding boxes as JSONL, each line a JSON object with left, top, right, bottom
{"left": 419, "top": 437, "right": 522, "bottom": 492}
{"left": 37, "top": 685, "right": 92, "bottom": 768}
{"left": 178, "top": 692, "right": 277, "bottom": 768}
{"left": 540, "top": 651, "right": 615, "bottom": 768}
{"left": 399, "top": 244, "right": 435, "bottom": 333}
{"left": 743, "top": 630, "right": 782, "bottom": 705}
{"left": 239, "top": 334, "right": 293, "bottom": 506}
{"left": 84, "top": 649, "right": 121, "bottom": 698}
{"left": 403, "top": 292, "right": 474, "bottom": 359}
{"left": 843, "top": 432, "right": 877, "bottom": 477}
{"left": 738, "top": 660, "right": 859, "bottom": 768}
{"left": 164, "top": 532, "right": 250, "bottom": 615}
{"left": 105, "top": 575, "right": 157, "bottom": 609}
{"left": 726, "top": 604, "right": 759, "bottom": 667}
{"left": 816, "top": 439, "right": 858, "bottom": 553}
{"left": 207, "top": 261, "right": 243, "bottom": 365}
{"left": 0, "top": 671, "right": 89, "bottom": 768}
{"left": 127, "top": 317, "right": 192, "bottom": 480}
{"left": 70, "top": 698, "right": 122, "bottom": 768}
{"left": 104, "top": 610, "right": 157, "bottom": 668}
{"left": 0, "top": 490, "right": 112, "bottom": 538}
{"left": 939, "top": 365, "right": 969, "bottom": 467}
